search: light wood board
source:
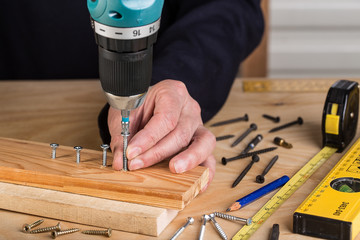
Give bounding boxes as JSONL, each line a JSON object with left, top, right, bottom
{"left": 0, "top": 182, "right": 178, "bottom": 236}
{"left": 0, "top": 137, "right": 208, "bottom": 210}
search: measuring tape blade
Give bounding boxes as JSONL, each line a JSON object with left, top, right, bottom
{"left": 232, "top": 147, "right": 338, "bottom": 240}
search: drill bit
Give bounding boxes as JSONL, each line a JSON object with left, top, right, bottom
{"left": 121, "top": 110, "right": 130, "bottom": 171}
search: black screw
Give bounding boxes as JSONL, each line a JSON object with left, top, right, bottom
{"left": 216, "top": 134, "right": 235, "bottom": 142}
{"left": 210, "top": 114, "right": 249, "bottom": 127}
{"left": 231, "top": 123, "right": 257, "bottom": 147}
{"left": 262, "top": 114, "right": 280, "bottom": 123}
{"left": 221, "top": 147, "right": 277, "bottom": 165}
{"left": 268, "top": 117, "right": 303, "bottom": 133}
{"left": 232, "top": 155, "right": 260, "bottom": 188}
{"left": 240, "top": 134, "right": 263, "bottom": 155}
{"left": 256, "top": 155, "right": 279, "bottom": 183}
{"left": 269, "top": 224, "right": 280, "bottom": 240}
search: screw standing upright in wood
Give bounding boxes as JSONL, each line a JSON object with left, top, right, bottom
{"left": 50, "top": 143, "right": 59, "bottom": 159}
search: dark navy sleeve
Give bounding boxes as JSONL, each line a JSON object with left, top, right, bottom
{"left": 152, "top": 0, "right": 264, "bottom": 122}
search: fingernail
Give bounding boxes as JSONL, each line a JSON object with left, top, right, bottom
{"left": 127, "top": 147, "right": 142, "bottom": 159}
{"left": 129, "top": 158, "right": 144, "bottom": 170}
{"left": 174, "top": 159, "right": 187, "bottom": 173}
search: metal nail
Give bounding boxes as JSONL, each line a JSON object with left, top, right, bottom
{"left": 170, "top": 217, "right": 194, "bottom": 240}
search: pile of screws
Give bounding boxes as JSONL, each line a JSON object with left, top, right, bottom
{"left": 170, "top": 213, "right": 252, "bottom": 240}
{"left": 50, "top": 143, "right": 110, "bottom": 167}
{"left": 22, "top": 219, "right": 112, "bottom": 238}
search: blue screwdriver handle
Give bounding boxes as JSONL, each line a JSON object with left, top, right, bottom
{"left": 238, "top": 175, "right": 289, "bottom": 208}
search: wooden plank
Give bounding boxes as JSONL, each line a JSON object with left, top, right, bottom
{"left": 0, "top": 182, "right": 178, "bottom": 236}
{"left": 0, "top": 137, "right": 209, "bottom": 210}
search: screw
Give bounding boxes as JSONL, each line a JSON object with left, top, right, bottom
{"left": 198, "top": 214, "right": 210, "bottom": 240}
{"left": 213, "top": 212, "right": 252, "bottom": 225}
{"left": 262, "top": 114, "right": 280, "bottom": 123}
{"left": 216, "top": 134, "right": 235, "bottom": 142}
{"left": 29, "top": 222, "right": 61, "bottom": 234}
{"left": 256, "top": 155, "right": 279, "bottom": 183}
{"left": 22, "top": 219, "right": 44, "bottom": 233}
{"left": 170, "top": 217, "right": 194, "bottom": 240}
{"left": 269, "top": 224, "right": 280, "bottom": 240}
{"left": 121, "top": 110, "right": 130, "bottom": 171}
{"left": 231, "top": 123, "right": 257, "bottom": 147}
{"left": 50, "top": 143, "right": 59, "bottom": 159}
{"left": 232, "top": 155, "right": 260, "bottom": 188}
{"left": 74, "top": 146, "right": 83, "bottom": 164}
{"left": 51, "top": 228, "right": 80, "bottom": 239}
{"left": 82, "top": 228, "right": 112, "bottom": 237}
{"left": 273, "top": 137, "right": 293, "bottom": 149}
{"left": 210, "top": 114, "right": 249, "bottom": 127}
{"left": 209, "top": 213, "right": 228, "bottom": 240}
{"left": 222, "top": 147, "right": 277, "bottom": 165}
{"left": 268, "top": 117, "right": 303, "bottom": 133}
{"left": 101, "top": 144, "right": 110, "bottom": 166}
{"left": 240, "top": 134, "right": 263, "bottom": 155}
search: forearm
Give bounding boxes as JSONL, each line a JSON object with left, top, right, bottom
{"left": 152, "top": 0, "right": 264, "bottom": 122}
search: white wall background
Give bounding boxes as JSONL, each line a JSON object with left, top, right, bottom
{"left": 269, "top": 0, "right": 360, "bottom": 78}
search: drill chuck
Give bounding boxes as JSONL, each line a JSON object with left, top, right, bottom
{"left": 87, "top": 0, "right": 164, "bottom": 110}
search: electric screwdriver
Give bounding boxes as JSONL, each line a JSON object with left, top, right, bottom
{"left": 87, "top": 0, "right": 164, "bottom": 171}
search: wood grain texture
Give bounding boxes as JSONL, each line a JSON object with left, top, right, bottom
{"left": 0, "top": 137, "right": 208, "bottom": 210}
{"left": 0, "top": 182, "right": 178, "bottom": 236}
{"left": 1, "top": 79, "right": 360, "bottom": 239}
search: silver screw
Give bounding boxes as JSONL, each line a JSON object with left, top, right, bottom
{"left": 101, "top": 144, "right": 110, "bottom": 167}
{"left": 50, "top": 143, "right": 59, "bottom": 159}
{"left": 22, "top": 219, "right": 44, "bottom": 233}
{"left": 82, "top": 228, "right": 112, "bottom": 237}
{"left": 51, "top": 228, "right": 80, "bottom": 239}
{"left": 198, "top": 214, "right": 210, "bottom": 240}
{"left": 29, "top": 222, "right": 61, "bottom": 234}
{"left": 74, "top": 146, "right": 83, "bottom": 164}
{"left": 209, "top": 213, "right": 228, "bottom": 240}
{"left": 213, "top": 212, "right": 252, "bottom": 225}
{"left": 170, "top": 217, "right": 194, "bottom": 240}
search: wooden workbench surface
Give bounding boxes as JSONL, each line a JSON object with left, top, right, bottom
{"left": 0, "top": 78, "right": 360, "bottom": 240}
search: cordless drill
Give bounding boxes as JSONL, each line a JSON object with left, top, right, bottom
{"left": 87, "top": 0, "right": 164, "bottom": 171}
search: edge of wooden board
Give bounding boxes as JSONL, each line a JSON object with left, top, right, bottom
{"left": 0, "top": 182, "right": 178, "bottom": 236}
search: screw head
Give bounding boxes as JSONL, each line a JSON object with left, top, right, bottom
{"left": 187, "top": 217, "right": 195, "bottom": 224}
{"left": 202, "top": 214, "right": 210, "bottom": 222}
{"left": 297, "top": 117, "right": 303, "bottom": 125}
{"left": 250, "top": 123, "right": 257, "bottom": 131}
{"left": 51, "top": 231, "right": 58, "bottom": 239}
{"left": 246, "top": 218, "right": 253, "bottom": 226}
{"left": 106, "top": 228, "right": 112, "bottom": 237}
{"left": 50, "top": 143, "right": 59, "bottom": 149}
{"left": 74, "top": 146, "right": 83, "bottom": 151}
{"left": 256, "top": 175, "right": 265, "bottom": 183}
{"left": 244, "top": 114, "right": 249, "bottom": 121}
{"left": 221, "top": 157, "right": 228, "bottom": 165}
{"left": 209, "top": 213, "right": 215, "bottom": 218}
{"left": 22, "top": 224, "right": 31, "bottom": 233}
{"left": 101, "top": 144, "right": 110, "bottom": 150}
{"left": 252, "top": 155, "right": 260, "bottom": 162}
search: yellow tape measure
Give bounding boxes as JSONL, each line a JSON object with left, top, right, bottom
{"left": 294, "top": 138, "right": 360, "bottom": 240}
{"left": 232, "top": 80, "right": 359, "bottom": 240}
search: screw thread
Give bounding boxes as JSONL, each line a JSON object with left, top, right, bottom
{"left": 213, "top": 212, "right": 252, "bottom": 225}
{"left": 123, "top": 135, "right": 128, "bottom": 171}
{"left": 82, "top": 228, "right": 112, "bottom": 237}
{"left": 51, "top": 149, "right": 56, "bottom": 159}
{"left": 23, "top": 219, "right": 44, "bottom": 232}
{"left": 210, "top": 218, "right": 228, "bottom": 240}
{"left": 52, "top": 228, "right": 80, "bottom": 238}
{"left": 29, "top": 223, "right": 61, "bottom": 234}
{"left": 102, "top": 149, "right": 107, "bottom": 166}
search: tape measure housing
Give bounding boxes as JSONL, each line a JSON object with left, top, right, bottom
{"left": 322, "top": 80, "right": 359, "bottom": 152}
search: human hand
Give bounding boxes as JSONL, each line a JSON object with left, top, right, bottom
{"left": 108, "top": 80, "right": 216, "bottom": 191}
